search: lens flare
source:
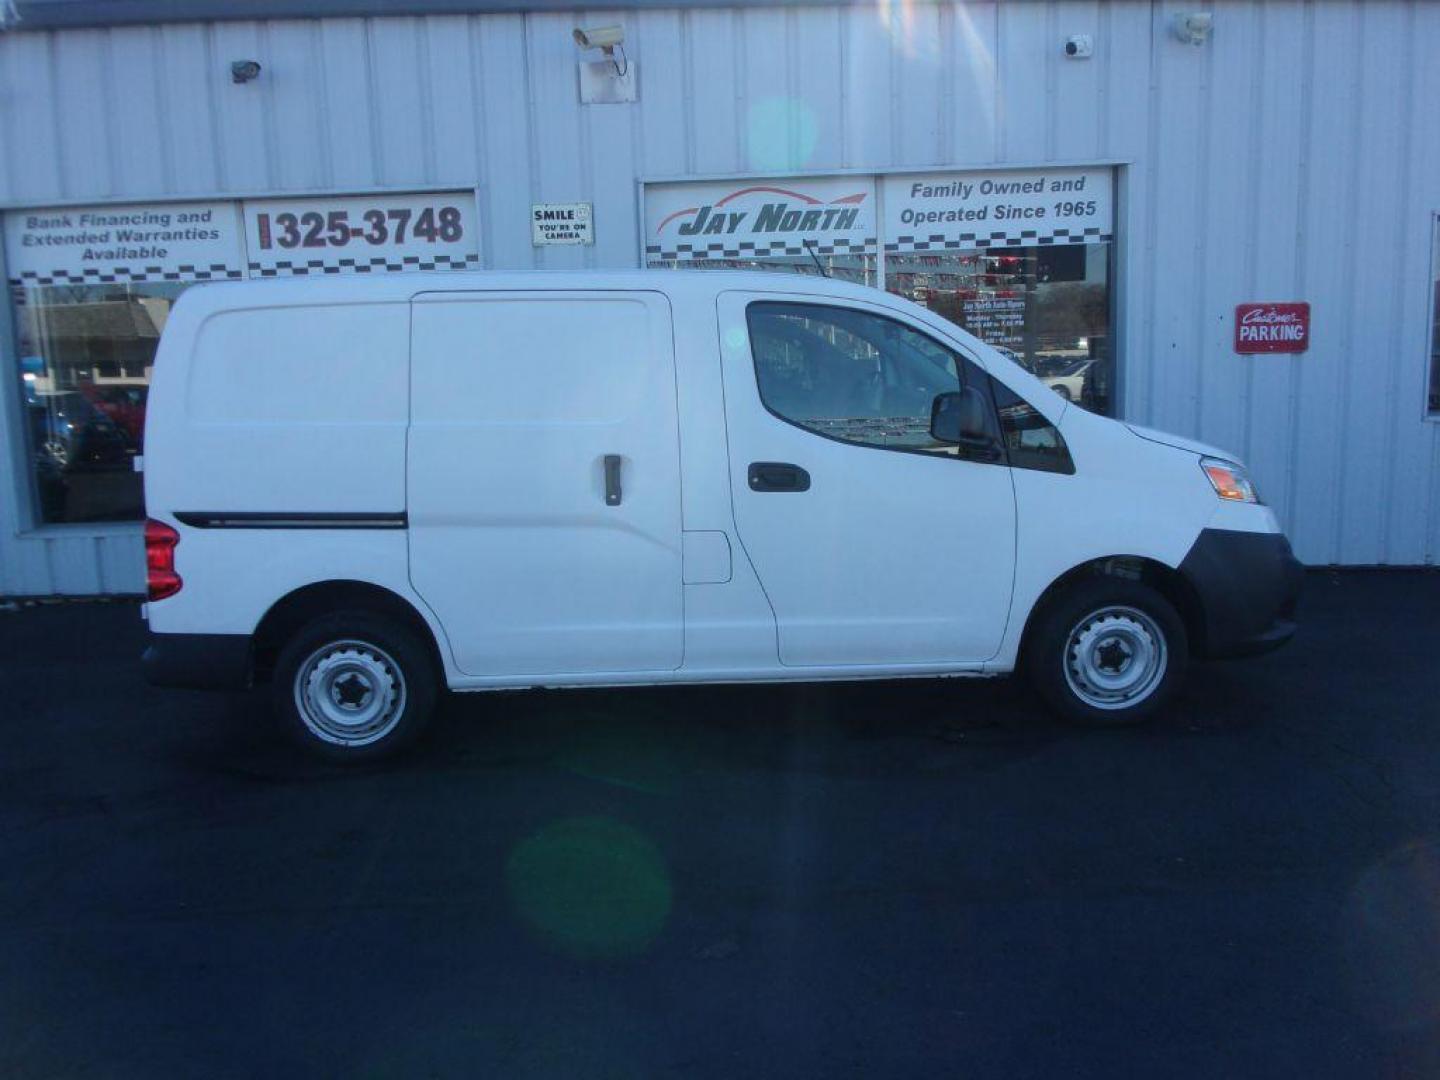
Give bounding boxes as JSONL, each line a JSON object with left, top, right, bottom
{"left": 953, "top": 2, "right": 997, "bottom": 141}
{"left": 746, "top": 97, "right": 820, "bottom": 173}
{"left": 872, "top": 0, "right": 943, "bottom": 62}
{"left": 873, "top": 0, "right": 916, "bottom": 56}
{"left": 505, "top": 816, "right": 672, "bottom": 960}
{"left": 1343, "top": 841, "right": 1440, "bottom": 1030}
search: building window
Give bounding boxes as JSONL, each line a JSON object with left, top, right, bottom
{"left": 886, "top": 243, "right": 1113, "bottom": 418}
{"left": 1429, "top": 214, "right": 1440, "bottom": 416}
{"left": 880, "top": 168, "right": 1114, "bottom": 417}
{"left": 644, "top": 166, "right": 1115, "bottom": 416}
{"left": 5, "top": 192, "right": 480, "bottom": 526}
{"left": 14, "top": 283, "right": 180, "bottom": 523}
{"left": 648, "top": 252, "right": 876, "bottom": 287}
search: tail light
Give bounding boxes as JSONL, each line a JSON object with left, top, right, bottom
{"left": 144, "top": 518, "right": 182, "bottom": 601}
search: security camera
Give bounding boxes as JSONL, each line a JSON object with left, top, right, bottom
{"left": 572, "top": 25, "right": 624, "bottom": 52}
{"left": 1063, "top": 34, "right": 1093, "bottom": 59}
{"left": 1173, "top": 11, "right": 1213, "bottom": 45}
{"left": 230, "top": 59, "right": 262, "bottom": 84}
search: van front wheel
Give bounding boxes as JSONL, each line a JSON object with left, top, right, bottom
{"left": 1026, "top": 579, "right": 1188, "bottom": 726}
{"left": 273, "top": 611, "right": 438, "bottom": 761}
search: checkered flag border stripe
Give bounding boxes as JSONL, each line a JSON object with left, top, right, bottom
{"left": 885, "top": 227, "right": 1110, "bottom": 253}
{"left": 249, "top": 253, "right": 482, "bottom": 277}
{"left": 645, "top": 236, "right": 877, "bottom": 263}
{"left": 8, "top": 264, "right": 246, "bottom": 287}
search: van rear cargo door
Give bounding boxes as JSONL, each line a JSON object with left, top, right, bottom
{"left": 408, "top": 291, "right": 684, "bottom": 677}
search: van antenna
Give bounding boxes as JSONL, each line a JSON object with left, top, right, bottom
{"left": 803, "top": 240, "right": 830, "bottom": 278}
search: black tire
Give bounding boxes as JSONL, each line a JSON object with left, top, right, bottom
{"left": 1025, "top": 578, "right": 1188, "bottom": 726}
{"left": 272, "top": 610, "right": 439, "bottom": 761}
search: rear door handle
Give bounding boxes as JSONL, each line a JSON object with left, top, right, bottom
{"left": 747, "top": 462, "right": 811, "bottom": 493}
{"left": 604, "top": 454, "right": 623, "bottom": 506}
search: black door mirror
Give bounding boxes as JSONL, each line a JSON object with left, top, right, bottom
{"left": 930, "top": 387, "right": 997, "bottom": 452}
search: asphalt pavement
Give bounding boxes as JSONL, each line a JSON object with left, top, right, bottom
{"left": 2, "top": 571, "right": 1439, "bottom": 1078}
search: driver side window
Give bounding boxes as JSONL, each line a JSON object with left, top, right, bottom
{"left": 746, "top": 301, "right": 989, "bottom": 456}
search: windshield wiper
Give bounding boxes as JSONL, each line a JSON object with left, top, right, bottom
{"left": 804, "top": 240, "right": 830, "bottom": 278}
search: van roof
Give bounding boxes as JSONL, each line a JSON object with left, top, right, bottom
{"left": 171, "top": 267, "right": 888, "bottom": 314}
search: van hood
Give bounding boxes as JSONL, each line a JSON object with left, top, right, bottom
{"left": 1124, "top": 423, "right": 1238, "bottom": 463}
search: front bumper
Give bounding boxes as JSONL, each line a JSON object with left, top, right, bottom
{"left": 1179, "top": 527, "right": 1302, "bottom": 659}
{"left": 142, "top": 631, "right": 252, "bottom": 690}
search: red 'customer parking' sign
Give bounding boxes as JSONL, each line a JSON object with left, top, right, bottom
{"left": 1235, "top": 302, "right": 1310, "bottom": 354}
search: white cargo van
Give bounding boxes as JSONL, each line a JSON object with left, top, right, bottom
{"left": 141, "top": 271, "right": 1300, "bottom": 759}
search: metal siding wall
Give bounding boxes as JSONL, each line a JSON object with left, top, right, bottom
{"left": 1240, "top": 1, "right": 1304, "bottom": 540}
{"left": 1403, "top": 5, "right": 1440, "bottom": 566}
{"left": 0, "top": 0, "right": 1437, "bottom": 594}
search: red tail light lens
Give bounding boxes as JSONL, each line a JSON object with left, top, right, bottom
{"left": 144, "top": 518, "right": 182, "bottom": 601}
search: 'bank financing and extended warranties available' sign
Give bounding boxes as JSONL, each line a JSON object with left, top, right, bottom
{"left": 882, "top": 167, "right": 1113, "bottom": 252}
{"left": 644, "top": 176, "right": 877, "bottom": 263}
{"left": 4, "top": 202, "right": 245, "bottom": 286}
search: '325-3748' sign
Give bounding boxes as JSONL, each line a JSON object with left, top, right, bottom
{"left": 242, "top": 192, "right": 479, "bottom": 277}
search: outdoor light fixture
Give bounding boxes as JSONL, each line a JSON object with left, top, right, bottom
{"left": 230, "top": 59, "right": 262, "bottom": 84}
{"left": 1173, "top": 11, "right": 1213, "bottom": 45}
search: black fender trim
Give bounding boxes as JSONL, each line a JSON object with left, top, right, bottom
{"left": 142, "top": 631, "right": 253, "bottom": 690}
{"left": 1178, "top": 528, "right": 1302, "bottom": 659}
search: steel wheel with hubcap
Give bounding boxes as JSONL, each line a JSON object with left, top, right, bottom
{"left": 1028, "top": 579, "right": 1188, "bottom": 725}
{"left": 274, "top": 611, "right": 438, "bottom": 760}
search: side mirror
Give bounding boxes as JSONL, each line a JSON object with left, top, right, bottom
{"left": 930, "top": 387, "right": 995, "bottom": 447}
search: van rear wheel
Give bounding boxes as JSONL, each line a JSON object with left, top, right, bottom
{"left": 273, "top": 611, "right": 438, "bottom": 761}
{"left": 1026, "top": 579, "right": 1188, "bottom": 726}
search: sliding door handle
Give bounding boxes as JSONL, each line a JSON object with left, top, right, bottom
{"left": 748, "top": 462, "right": 811, "bottom": 493}
{"left": 603, "top": 454, "right": 623, "bottom": 506}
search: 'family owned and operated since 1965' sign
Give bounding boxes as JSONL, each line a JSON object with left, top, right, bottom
{"left": 6, "top": 192, "right": 482, "bottom": 287}
{"left": 882, "top": 167, "right": 1113, "bottom": 252}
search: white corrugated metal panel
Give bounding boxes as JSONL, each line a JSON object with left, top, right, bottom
{"left": 1, "top": 0, "right": 1438, "bottom": 594}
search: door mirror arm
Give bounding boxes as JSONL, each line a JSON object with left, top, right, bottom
{"left": 957, "top": 436, "right": 1003, "bottom": 463}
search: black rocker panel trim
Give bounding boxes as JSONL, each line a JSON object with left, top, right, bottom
{"left": 173, "top": 511, "right": 407, "bottom": 530}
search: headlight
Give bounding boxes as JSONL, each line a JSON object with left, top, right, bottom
{"left": 1200, "top": 457, "right": 1259, "bottom": 503}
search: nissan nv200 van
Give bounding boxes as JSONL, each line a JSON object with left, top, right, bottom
{"left": 141, "top": 271, "right": 1300, "bottom": 760}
